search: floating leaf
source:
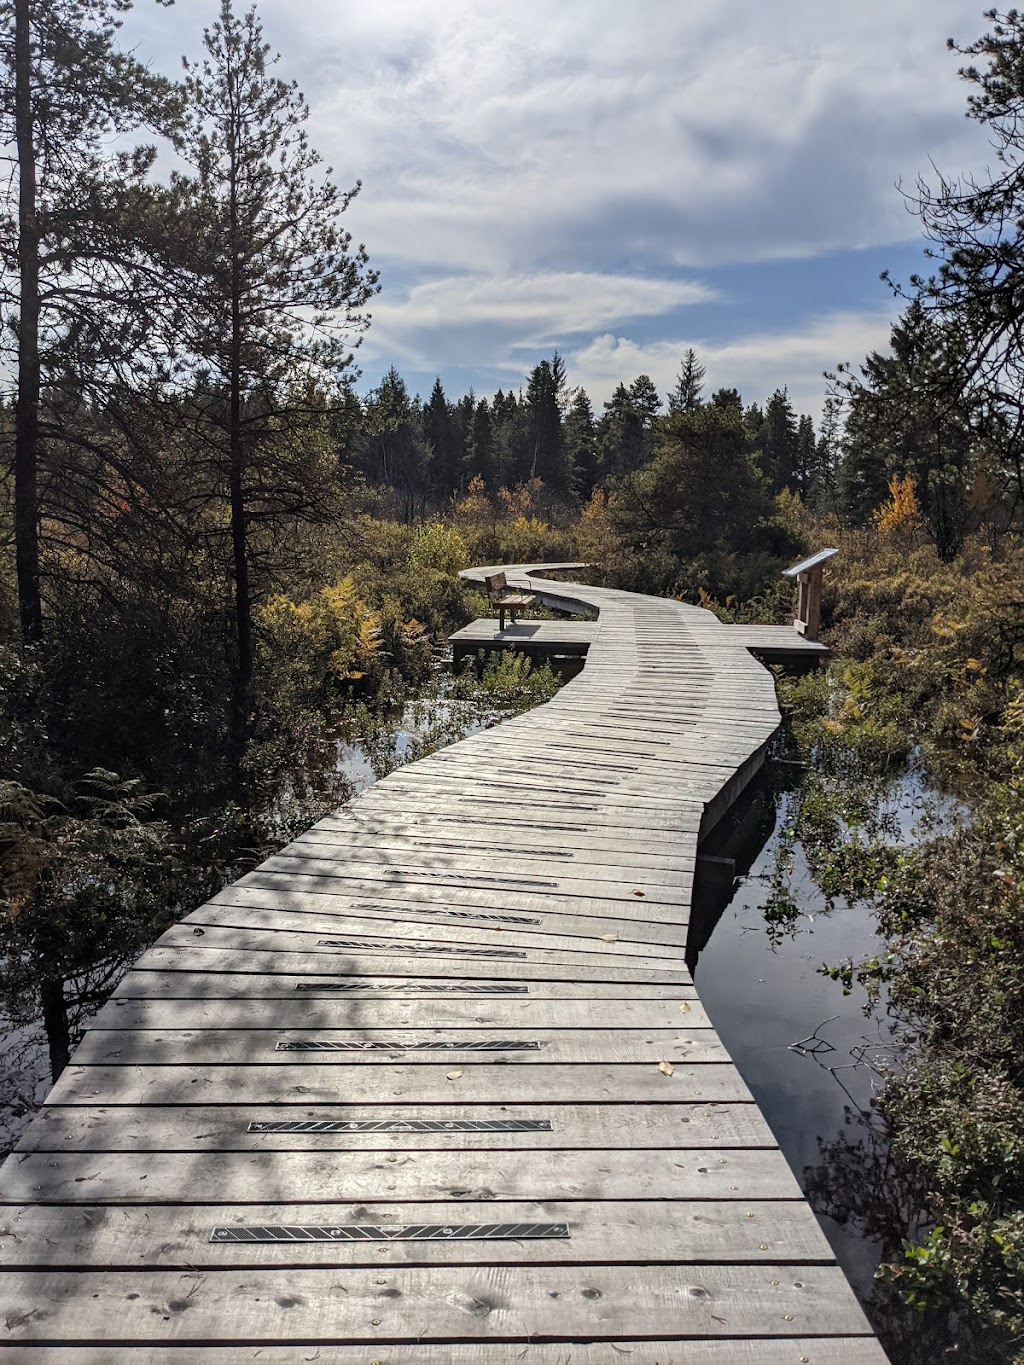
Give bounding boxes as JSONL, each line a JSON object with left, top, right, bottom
{"left": 446, "top": 1070, "right": 463, "bottom": 1081}
{"left": 658, "top": 1060, "right": 674, "bottom": 1077}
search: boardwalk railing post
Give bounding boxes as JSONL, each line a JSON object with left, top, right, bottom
{"left": 783, "top": 548, "right": 839, "bottom": 642}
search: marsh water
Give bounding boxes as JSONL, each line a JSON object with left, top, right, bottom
{"left": 691, "top": 780, "right": 891, "bottom": 1290}
{"left": 691, "top": 766, "right": 966, "bottom": 1362}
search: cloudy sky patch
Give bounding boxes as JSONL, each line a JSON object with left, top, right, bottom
{"left": 123, "top": 0, "right": 991, "bottom": 414}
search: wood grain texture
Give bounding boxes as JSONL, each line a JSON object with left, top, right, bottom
{"left": 0, "top": 1147, "right": 804, "bottom": 1203}
{"left": 41, "top": 1060, "right": 756, "bottom": 1106}
{"left": 0, "top": 1264, "right": 872, "bottom": 1342}
{"left": 0, "top": 1344, "right": 888, "bottom": 1363}
{"left": 0, "top": 1199, "right": 834, "bottom": 1269}
{"left": 88, "top": 996, "right": 712, "bottom": 1032}
{"left": 16, "top": 1102, "right": 775, "bottom": 1152}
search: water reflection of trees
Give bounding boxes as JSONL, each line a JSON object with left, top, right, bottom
{"left": 805, "top": 1101, "right": 991, "bottom": 1362}
{"left": 693, "top": 752, "right": 1000, "bottom": 1362}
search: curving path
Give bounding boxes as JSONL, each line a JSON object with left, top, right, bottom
{"left": 0, "top": 566, "right": 886, "bottom": 1361}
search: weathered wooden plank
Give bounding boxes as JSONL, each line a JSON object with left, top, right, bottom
{"left": 69, "top": 1026, "right": 730, "bottom": 1067}
{"left": 42, "top": 1060, "right": 753, "bottom": 1107}
{"left": 318, "top": 807, "right": 699, "bottom": 847}
{"left": 132, "top": 944, "right": 691, "bottom": 985}
{"left": 210, "top": 885, "right": 690, "bottom": 948}
{"left": 236, "top": 871, "right": 693, "bottom": 922}
{"left": 0, "top": 1344, "right": 895, "bottom": 1364}
{"left": 273, "top": 828, "right": 698, "bottom": 876}
{"left": 0, "top": 1199, "right": 835, "bottom": 1269}
{"left": 111, "top": 971, "right": 698, "bottom": 1001}
{"left": 0, "top": 1147, "right": 804, "bottom": 1203}
{"left": 188, "top": 903, "right": 690, "bottom": 960}
{"left": 253, "top": 852, "right": 696, "bottom": 904}
{"left": 292, "top": 828, "right": 697, "bottom": 871}
{"left": 89, "top": 997, "right": 712, "bottom": 1032}
{"left": 0, "top": 1264, "right": 875, "bottom": 1343}
{"left": 346, "top": 792, "right": 706, "bottom": 834}
{"left": 16, "top": 1102, "right": 774, "bottom": 1152}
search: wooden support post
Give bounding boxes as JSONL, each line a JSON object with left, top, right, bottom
{"left": 783, "top": 548, "right": 838, "bottom": 643}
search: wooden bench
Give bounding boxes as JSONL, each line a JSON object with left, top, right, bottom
{"left": 485, "top": 570, "right": 538, "bottom": 631}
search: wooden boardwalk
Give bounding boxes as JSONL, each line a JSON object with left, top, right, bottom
{"left": 0, "top": 565, "right": 886, "bottom": 1361}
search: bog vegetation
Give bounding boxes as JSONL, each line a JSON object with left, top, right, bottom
{"left": 2, "top": 3, "right": 1024, "bottom": 1359}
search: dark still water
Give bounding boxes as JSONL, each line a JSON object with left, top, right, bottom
{"left": 689, "top": 772, "right": 915, "bottom": 1359}
{"left": 692, "top": 851, "right": 889, "bottom": 1289}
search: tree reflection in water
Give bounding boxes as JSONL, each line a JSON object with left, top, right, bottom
{"left": 691, "top": 756, "right": 996, "bottom": 1364}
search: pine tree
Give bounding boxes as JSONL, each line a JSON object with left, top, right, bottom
{"left": 903, "top": 10, "right": 1024, "bottom": 506}
{"left": 609, "top": 403, "right": 776, "bottom": 595}
{"left": 1, "top": 0, "right": 178, "bottom": 640}
{"left": 811, "top": 397, "right": 843, "bottom": 512}
{"left": 794, "top": 414, "right": 817, "bottom": 498}
{"left": 424, "top": 378, "right": 462, "bottom": 496}
{"left": 596, "top": 383, "right": 646, "bottom": 479}
{"left": 668, "top": 349, "right": 706, "bottom": 413}
{"left": 564, "top": 390, "right": 598, "bottom": 499}
{"left": 169, "top": 0, "right": 378, "bottom": 749}
{"left": 754, "top": 389, "right": 799, "bottom": 493}
{"left": 490, "top": 389, "right": 529, "bottom": 487}
{"left": 629, "top": 374, "right": 662, "bottom": 429}
{"left": 837, "top": 304, "right": 973, "bottom": 557}
{"left": 467, "top": 398, "right": 495, "bottom": 486}
{"left": 357, "top": 368, "right": 431, "bottom": 518}
{"left": 525, "top": 358, "right": 568, "bottom": 489}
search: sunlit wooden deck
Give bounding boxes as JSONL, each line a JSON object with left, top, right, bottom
{"left": 0, "top": 565, "right": 884, "bottom": 1361}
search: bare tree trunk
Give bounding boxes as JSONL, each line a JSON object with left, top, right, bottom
{"left": 226, "top": 78, "right": 251, "bottom": 759}
{"left": 40, "top": 976, "right": 70, "bottom": 1080}
{"left": 14, "top": 0, "right": 42, "bottom": 641}
{"left": 228, "top": 394, "right": 251, "bottom": 756}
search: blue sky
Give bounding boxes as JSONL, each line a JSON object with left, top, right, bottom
{"left": 122, "top": 0, "right": 989, "bottom": 420}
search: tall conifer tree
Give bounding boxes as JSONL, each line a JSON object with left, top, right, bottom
{"left": 169, "top": 1, "right": 378, "bottom": 750}
{"left": 1, "top": 0, "right": 177, "bottom": 640}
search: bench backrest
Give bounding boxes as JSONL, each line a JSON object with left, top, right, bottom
{"left": 484, "top": 571, "right": 507, "bottom": 594}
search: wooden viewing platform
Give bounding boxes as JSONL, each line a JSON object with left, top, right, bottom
{"left": 0, "top": 564, "right": 885, "bottom": 1361}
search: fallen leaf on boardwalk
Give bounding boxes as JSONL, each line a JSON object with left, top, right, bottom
{"left": 658, "top": 1061, "right": 674, "bottom": 1076}
{"left": 600, "top": 933, "right": 619, "bottom": 942}
{"left": 446, "top": 1070, "right": 463, "bottom": 1080}
{"left": 678, "top": 1002, "right": 690, "bottom": 1013}
{"left": 632, "top": 890, "right": 645, "bottom": 897}
{"left": 192, "top": 927, "right": 205, "bottom": 936}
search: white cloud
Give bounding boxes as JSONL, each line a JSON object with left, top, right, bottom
{"left": 367, "top": 271, "right": 714, "bottom": 363}
{"left": 119, "top": 1, "right": 989, "bottom": 403}
{"left": 567, "top": 310, "right": 898, "bottom": 418}
{"left": 125, "top": 0, "right": 987, "bottom": 274}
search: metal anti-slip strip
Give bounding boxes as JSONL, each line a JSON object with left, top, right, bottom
{"left": 274, "top": 1039, "right": 542, "bottom": 1052}
{"left": 349, "top": 903, "right": 541, "bottom": 925}
{"left": 211, "top": 1222, "right": 570, "bottom": 1244}
{"left": 246, "top": 1118, "right": 554, "bottom": 1133}
{"left": 316, "top": 938, "right": 527, "bottom": 960}
{"left": 293, "top": 983, "right": 530, "bottom": 994}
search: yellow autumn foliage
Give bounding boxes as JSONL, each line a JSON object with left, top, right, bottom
{"left": 874, "top": 475, "right": 921, "bottom": 532}
{"left": 257, "top": 577, "right": 382, "bottom": 705}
